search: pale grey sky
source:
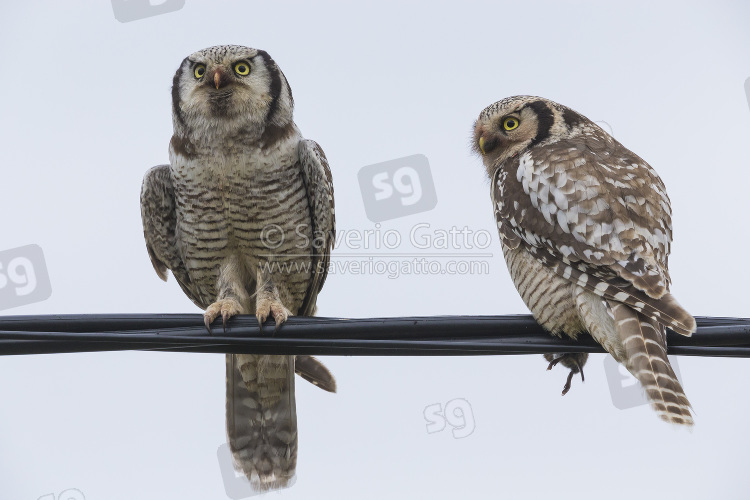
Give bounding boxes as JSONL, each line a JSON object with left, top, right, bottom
{"left": 1, "top": 1, "right": 749, "bottom": 499}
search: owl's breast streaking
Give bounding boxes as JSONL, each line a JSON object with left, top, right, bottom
{"left": 168, "top": 131, "right": 313, "bottom": 310}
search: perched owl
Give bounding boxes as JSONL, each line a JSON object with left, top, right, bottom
{"left": 473, "top": 96, "right": 696, "bottom": 425}
{"left": 140, "top": 45, "right": 337, "bottom": 490}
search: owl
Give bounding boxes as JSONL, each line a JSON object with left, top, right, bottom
{"left": 140, "top": 45, "right": 336, "bottom": 490}
{"left": 473, "top": 96, "right": 696, "bottom": 425}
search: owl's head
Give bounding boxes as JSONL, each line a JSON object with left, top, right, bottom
{"left": 472, "top": 96, "right": 592, "bottom": 178}
{"left": 171, "top": 45, "right": 294, "bottom": 139}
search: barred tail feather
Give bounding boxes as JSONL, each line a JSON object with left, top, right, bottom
{"left": 226, "top": 353, "right": 298, "bottom": 492}
{"left": 609, "top": 302, "right": 694, "bottom": 426}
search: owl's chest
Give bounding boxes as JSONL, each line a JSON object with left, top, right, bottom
{"left": 170, "top": 149, "right": 310, "bottom": 249}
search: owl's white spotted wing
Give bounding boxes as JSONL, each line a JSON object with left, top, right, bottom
{"left": 297, "top": 139, "right": 336, "bottom": 317}
{"left": 140, "top": 165, "right": 203, "bottom": 308}
{"left": 492, "top": 134, "right": 696, "bottom": 335}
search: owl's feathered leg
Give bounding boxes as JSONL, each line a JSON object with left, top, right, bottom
{"left": 544, "top": 353, "right": 587, "bottom": 395}
{"left": 255, "top": 268, "right": 293, "bottom": 331}
{"left": 204, "top": 255, "right": 252, "bottom": 333}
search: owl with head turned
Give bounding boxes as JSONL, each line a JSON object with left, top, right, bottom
{"left": 141, "top": 45, "right": 337, "bottom": 491}
{"left": 473, "top": 95, "right": 696, "bottom": 425}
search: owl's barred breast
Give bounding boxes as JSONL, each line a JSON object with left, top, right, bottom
{"left": 169, "top": 135, "right": 313, "bottom": 312}
{"left": 502, "top": 244, "right": 584, "bottom": 337}
{"left": 142, "top": 45, "right": 341, "bottom": 489}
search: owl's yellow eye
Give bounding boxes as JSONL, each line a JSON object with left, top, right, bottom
{"left": 234, "top": 62, "right": 250, "bottom": 76}
{"left": 194, "top": 64, "right": 206, "bottom": 79}
{"left": 503, "top": 117, "right": 520, "bottom": 131}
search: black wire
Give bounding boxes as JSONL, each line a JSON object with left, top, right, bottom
{"left": 0, "top": 314, "right": 748, "bottom": 357}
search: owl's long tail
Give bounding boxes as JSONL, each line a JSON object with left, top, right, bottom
{"left": 226, "top": 353, "right": 298, "bottom": 491}
{"left": 608, "top": 301, "right": 694, "bottom": 426}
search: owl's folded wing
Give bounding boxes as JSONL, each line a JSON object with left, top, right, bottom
{"left": 491, "top": 136, "right": 695, "bottom": 335}
{"left": 140, "top": 164, "right": 202, "bottom": 307}
{"left": 297, "top": 139, "right": 336, "bottom": 317}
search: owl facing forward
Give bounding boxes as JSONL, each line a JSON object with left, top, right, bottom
{"left": 141, "top": 45, "right": 336, "bottom": 490}
{"left": 473, "top": 96, "right": 695, "bottom": 425}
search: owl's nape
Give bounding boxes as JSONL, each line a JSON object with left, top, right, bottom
{"left": 544, "top": 353, "right": 587, "bottom": 396}
{"left": 477, "top": 95, "right": 695, "bottom": 426}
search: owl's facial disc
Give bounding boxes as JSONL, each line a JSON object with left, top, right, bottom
{"left": 474, "top": 105, "right": 539, "bottom": 166}
{"left": 174, "top": 46, "right": 294, "bottom": 136}
{"left": 188, "top": 59, "right": 260, "bottom": 117}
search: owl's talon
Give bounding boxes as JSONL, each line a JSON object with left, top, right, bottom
{"left": 562, "top": 370, "right": 576, "bottom": 396}
{"left": 558, "top": 363, "right": 584, "bottom": 395}
{"left": 222, "top": 312, "right": 229, "bottom": 333}
{"left": 256, "top": 312, "right": 267, "bottom": 330}
{"left": 545, "top": 353, "right": 586, "bottom": 395}
{"left": 256, "top": 297, "right": 291, "bottom": 334}
{"left": 205, "top": 298, "right": 242, "bottom": 335}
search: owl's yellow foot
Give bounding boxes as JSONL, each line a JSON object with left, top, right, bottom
{"left": 256, "top": 295, "right": 292, "bottom": 332}
{"left": 204, "top": 298, "right": 243, "bottom": 334}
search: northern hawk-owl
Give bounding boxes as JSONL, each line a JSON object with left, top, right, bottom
{"left": 140, "top": 45, "right": 336, "bottom": 490}
{"left": 473, "top": 96, "right": 695, "bottom": 425}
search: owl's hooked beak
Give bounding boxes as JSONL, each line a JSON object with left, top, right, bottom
{"left": 477, "top": 134, "right": 499, "bottom": 156}
{"left": 212, "top": 69, "right": 228, "bottom": 90}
